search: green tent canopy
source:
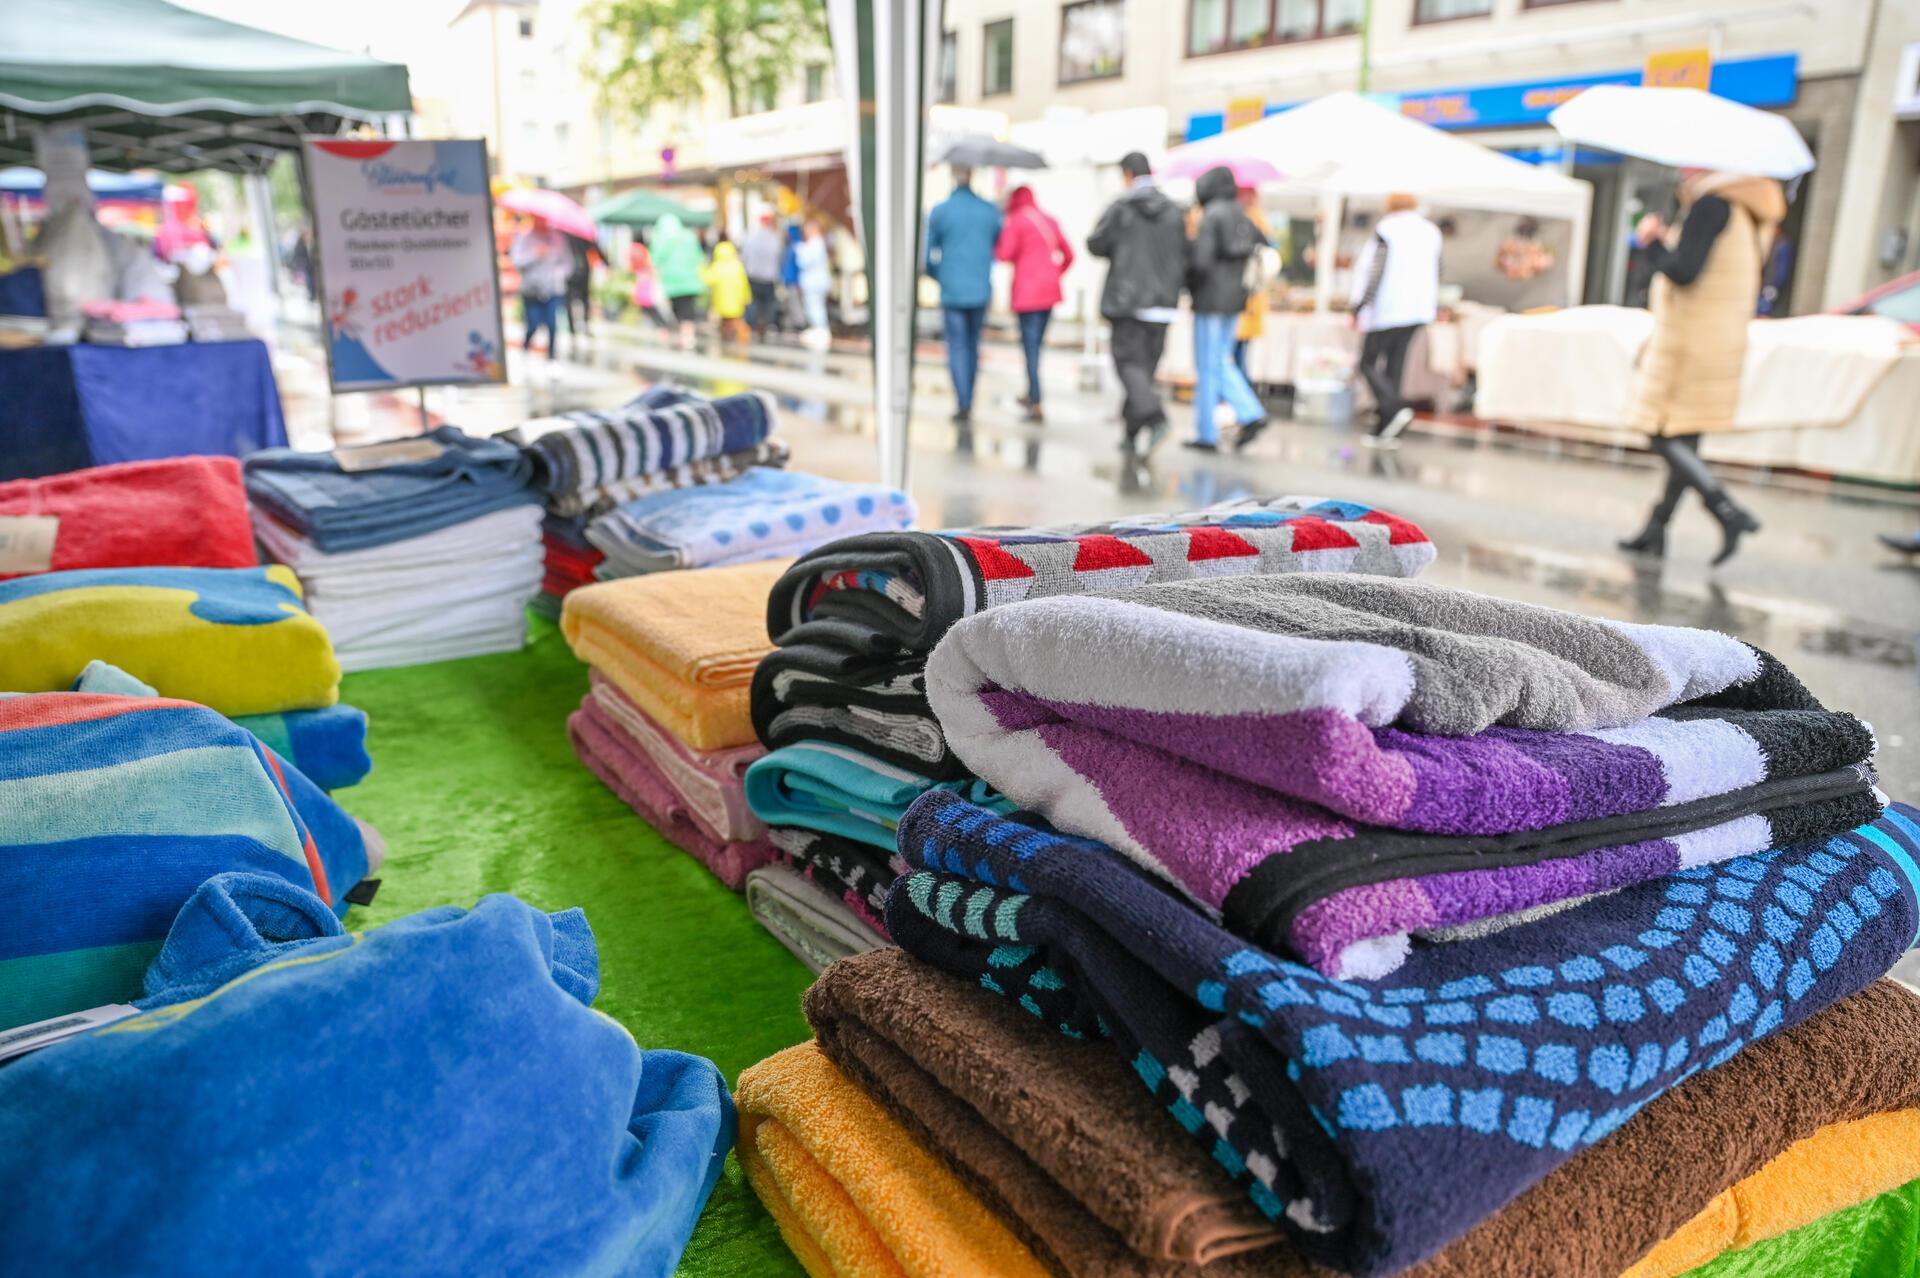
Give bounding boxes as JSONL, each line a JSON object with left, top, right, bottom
{"left": 590, "top": 188, "right": 713, "bottom": 229}
{"left": 0, "top": 0, "right": 412, "bottom": 174}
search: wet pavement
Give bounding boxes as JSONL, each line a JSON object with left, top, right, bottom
{"left": 274, "top": 321, "right": 1920, "bottom": 984}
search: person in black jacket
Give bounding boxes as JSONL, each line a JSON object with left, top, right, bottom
{"left": 1186, "top": 165, "right": 1269, "bottom": 453}
{"left": 1087, "top": 152, "right": 1189, "bottom": 458}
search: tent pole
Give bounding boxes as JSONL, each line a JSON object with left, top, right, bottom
{"left": 870, "top": 0, "right": 937, "bottom": 491}
{"left": 1313, "top": 190, "right": 1342, "bottom": 315}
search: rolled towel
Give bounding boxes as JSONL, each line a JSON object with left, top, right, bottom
{"left": 520, "top": 390, "right": 778, "bottom": 517}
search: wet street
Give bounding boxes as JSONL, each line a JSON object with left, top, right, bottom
{"left": 278, "top": 320, "right": 1920, "bottom": 983}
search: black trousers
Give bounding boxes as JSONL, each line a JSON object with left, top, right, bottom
{"left": 1109, "top": 317, "right": 1169, "bottom": 434}
{"left": 1358, "top": 323, "right": 1421, "bottom": 432}
{"left": 748, "top": 280, "right": 780, "bottom": 331}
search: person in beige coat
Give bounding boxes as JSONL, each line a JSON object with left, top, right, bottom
{"left": 1618, "top": 170, "right": 1786, "bottom": 566}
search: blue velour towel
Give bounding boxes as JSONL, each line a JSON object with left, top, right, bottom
{"left": 0, "top": 873, "right": 735, "bottom": 1277}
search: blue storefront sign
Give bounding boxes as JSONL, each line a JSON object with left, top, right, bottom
{"left": 1184, "top": 52, "right": 1799, "bottom": 142}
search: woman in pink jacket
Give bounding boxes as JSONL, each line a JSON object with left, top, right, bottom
{"left": 995, "top": 186, "right": 1074, "bottom": 423}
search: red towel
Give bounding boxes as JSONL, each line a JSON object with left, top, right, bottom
{"left": 0, "top": 456, "right": 258, "bottom": 580}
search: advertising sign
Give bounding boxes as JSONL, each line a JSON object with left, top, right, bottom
{"left": 301, "top": 138, "right": 505, "bottom": 393}
{"left": 1644, "top": 47, "right": 1713, "bottom": 92}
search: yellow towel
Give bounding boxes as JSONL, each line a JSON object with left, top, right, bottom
{"left": 1628, "top": 1108, "right": 1920, "bottom": 1278}
{"left": 0, "top": 565, "right": 338, "bottom": 715}
{"left": 736, "top": 1041, "right": 1049, "bottom": 1278}
{"left": 560, "top": 560, "right": 788, "bottom": 750}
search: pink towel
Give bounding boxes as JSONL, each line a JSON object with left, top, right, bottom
{"left": 589, "top": 670, "right": 764, "bottom": 844}
{"left": 568, "top": 697, "right": 774, "bottom": 890}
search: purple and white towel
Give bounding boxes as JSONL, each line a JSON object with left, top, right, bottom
{"left": 926, "top": 578, "right": 1880, "bottom": 978}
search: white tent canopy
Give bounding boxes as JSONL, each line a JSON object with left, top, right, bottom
{"left": 1165, "top": 92, "right": 1593, "bottom": 309}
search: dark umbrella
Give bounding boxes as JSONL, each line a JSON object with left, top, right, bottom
{"left": 934, "top": 135, "right": 1047, "bottom": 170}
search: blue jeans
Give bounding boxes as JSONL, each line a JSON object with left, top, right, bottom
{"left": 1016, "top": 309, "right": 1051, "bottom": 404}
{"left": 522, "top": 294, "right": 560, "bottom": 357}
{"left": 1192, "top": 311, "right": 1263, "bottom": 444}
{"left": 943, "top": 305, "right": 986, "bottom": 413}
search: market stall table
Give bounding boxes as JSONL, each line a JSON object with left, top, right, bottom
{"left": 0, "top": 338, "right": 287, "bottom": 480}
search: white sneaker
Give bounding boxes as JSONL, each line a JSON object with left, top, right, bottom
{"left": 1381, "top": 407, "right": 1416, "bottom": 441}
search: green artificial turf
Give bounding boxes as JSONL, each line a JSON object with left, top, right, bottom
{"left": 335, "top": 615, "right": 810, "bottom": 1277}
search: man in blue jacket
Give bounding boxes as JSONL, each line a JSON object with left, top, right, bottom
{"left": 924, "top": 166, "right": 1002, "bottom": 424}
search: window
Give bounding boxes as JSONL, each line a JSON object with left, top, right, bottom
{"left": 1415, "top": 0, "right": 1492, "bottom": 19}
{"left": 804, "top": 62, "right": 828, "bottom": 103}
{"left": 517, "top": 15, "right": 533, "bottom": 38}
{"left": 936, "top": 30, "right": 957, "bottom": 103}
{"left": 983, "top": 19, "right": 1014, "bottom": 96}
{"left": 1189, "top": 0, "right": 1362, "bottom": 54}
{"left": 749, "top": 78, "right": 777, "bottom": 113}
{"left": 1060, "top": 0, "right": 1124, "bottom": 84}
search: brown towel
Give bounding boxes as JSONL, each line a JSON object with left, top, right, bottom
{"left": 809, "top": 952, "right": 1920, "bottom": 1278}
{"left": 805, "top": 948, "right": 1290, "bottom": 1278}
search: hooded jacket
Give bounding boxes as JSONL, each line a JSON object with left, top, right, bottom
{"left": 1086, "top": 179, "right": 1188, "bottom": 320}
{"left": 994, "top": 187, "right": 1075, "bottom": 314}
{"left": 702, "top": 242, "right": 751, "bottom": 319}
{"left": 1186, "top": 166, "right": 1261, "bottom": 315}
{"left": 1629, "top": 173, "right": 1788, "bottom": 435}
{"left": 649, "top": 215, "right": 707, "bottom": 300}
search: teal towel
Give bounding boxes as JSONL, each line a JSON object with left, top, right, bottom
{"left": 744, "top": 740, "right": 1012, "bottom": 851}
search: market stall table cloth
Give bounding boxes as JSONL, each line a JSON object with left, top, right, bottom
{"left": 0, "top": 340, "right": 287, "bottom": 481}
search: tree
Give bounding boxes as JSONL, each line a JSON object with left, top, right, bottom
{"left": 584, "top": 0, "right": 826, "bottom": 122}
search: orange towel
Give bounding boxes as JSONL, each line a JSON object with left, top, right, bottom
{"left": 1627, "top": 1108, "right": 1920, "bottom": 1278}
{"left": 735, "top": 1041, "right": 1049, "bottom": 1278}
{"left": 560, "top": 559, "right": 789, "bottom": 750}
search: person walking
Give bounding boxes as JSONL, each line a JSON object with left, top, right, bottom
{"left": 509, "top": 216, "right": 572, "bottom": 360}
{"left": 702, "top": 237, "right": 752, "bottom": 346}
{"left": 1350, "top": 193, "right": 1442, "bottom": 449}
{"left": 563, "top": 233, "right": 600, "bottom": 353}
{"left": 923, "top": 166, "right": 1002, "bottom": 424}
{"left": 794, "top": 220, "right": 833, "bottom": 346}
{"left": 649, "top": 213, "right": 706, "bottom": 350}
{"left": 994, "top": 186, "right": 1074, "bottom": 423}
{"left": 1087, "top": 151, "right": 1187, "bottom": 458}
{"left": 741, "top": 213, "right": 786, "bottom": 336}
{"left": 1186, "top": 165, "right": 1269, "bottom": 454}
{"left": 1617, "top": 170, "right": 1784, "bottom": 566}
{"left": 628, "top": 239, "right": 668, "bottom": 330}
{"left": 1235, "top": 188, "right": 1275, "bottom": 381}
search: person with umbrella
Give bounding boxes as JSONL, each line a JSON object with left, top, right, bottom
{"left": 994, "top": 186, "right": 1073, "bottom": 424}
{"left": 509, "top": 213, "right": 572, "bottom": 361}
{"left": 923, "top": 165, "right": 1003, "bottom": 425}
{"left": 1614, "top": 169, "right": 1784, "bottom": 565}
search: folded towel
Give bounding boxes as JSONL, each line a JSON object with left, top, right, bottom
{"left": 807, "top": 949, "right": 1289, "bottom": 1277}
{"left": 0, "top": 694, "right": 372, "bottom": 1030}
{"left": 0, "top": 566, "right": 339, "bottom": 715}
{"left": 926, "top": 583, "right": 1879, "bottom": 977}
{"left": 0, "top": 873, "right": 733, "bottom": 1276}
{"left": 244, "top": 426, "right": 539, "bottom": 552}
{"left": 1628, "top": 1110, "right": 1920, "bottom": 1278}
{"left": 587, "top": 468, "right": 917, "bottom": 577}
{"left": 1676, "top": 1178, "right": 1920, "bottom": 1278}
{"left": 752, "top": 640, "right": 971, "bottom": 780}
{"left": 768, "top": 825, "right": 900, "bottom": 933}
{"left": 521, "top": 391, "right": 779, "bottom": 517}
{"left": 70, "top": 660, "right": 372, "bottom": 792}
{"left": 745, "top": 864, "right": 886, "bottom": 973}
{"left": 253, "top": 502, "right": 543, "bottom": 582}
{"left": 562, "top": 559, "right": 790, "bottom": 750}
{"left": 569, "top": 697, "right": 774, "bottom": 890}
{"left": 765, "top": 496, "right": 1436, "bottom": 653}
{"left": 886, "top": 793, "right": 1920, "bottom": 1277}
{"left": 0, "top": 456, "right": 257, "bottom": 580}
{"left": 735, "top": 1040, "right": 1050, "bottom": 1278}
{"left": 744, "top": 741, "right": 1012, "bottom": 851}
{"left": 589, "top": 671, "right": 763, "bottom": 844}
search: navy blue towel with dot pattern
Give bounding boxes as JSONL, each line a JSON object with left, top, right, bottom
{"left": 885, "top": 793, "right": 1920, "bottom": 1278}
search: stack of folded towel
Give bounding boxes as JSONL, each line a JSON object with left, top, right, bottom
{"left": 0, "top": 873, "right": 732, "bottom": 1277}
{"left": 244, "top": 428, "right": 543, "bottom": 671}
{"left": 514, "top": 386, "right": 794, "bottom": 615}
{"left": 735, "top": 510, "right": 1920, "bottom": 1278}
{"left": 741, "top": 497, "right": 1438, "bottom": 973}
{"left": 0, "top": 456, "right": 258, "bottom": 579}
{"left": 559, "top": 560, "right": 789, "bottom": 888}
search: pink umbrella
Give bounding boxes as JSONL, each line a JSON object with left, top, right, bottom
{"left": 497, "top": 187, "right": 597, "bottom": 241}
{"left": 1158, "top": 153, "right": 1285, "bottom": 188}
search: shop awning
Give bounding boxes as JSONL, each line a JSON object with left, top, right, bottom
{"left": 589, "top": 188, "right": 713, "bottom": 229}
{"left": 0, "top": 0, "right": 412, "bottom": 174}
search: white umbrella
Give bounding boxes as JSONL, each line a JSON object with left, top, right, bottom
{"left": 1549, "top": 85, "right": 1813, "bottom": 179}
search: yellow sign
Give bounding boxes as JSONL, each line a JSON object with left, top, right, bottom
{"left": 1225, "top": 97, "right": 1265, "bottom": 131}
{"left": 1644, "top": 47, "right": 1712, "bottom": 92}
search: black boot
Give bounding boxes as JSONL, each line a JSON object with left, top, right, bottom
{"left": 1706, "top": 494, "right": 1761, "bottom": 567}
{"left": 1618, "top": 469, "right": 1688, "bottom": 556}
